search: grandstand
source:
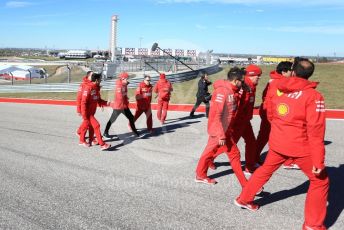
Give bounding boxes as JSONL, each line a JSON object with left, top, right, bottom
{"left": 64, "top": 50, "right": 91, "bottom": 59}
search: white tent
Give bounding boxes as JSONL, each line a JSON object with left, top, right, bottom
{"left": 0, "top": 65, "right": 45, "bottom": 80}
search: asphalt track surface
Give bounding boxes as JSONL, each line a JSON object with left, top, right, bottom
{"left": 0, "top": 103, "right": 343, "bottom": 230}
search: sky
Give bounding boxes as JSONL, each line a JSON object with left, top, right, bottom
{"left": 0, "top": 0, "right": 344, "bottom": 57}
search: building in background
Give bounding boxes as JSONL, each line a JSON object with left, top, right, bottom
{"left": 0, "top": 65, "right": 46, "bottom": 80}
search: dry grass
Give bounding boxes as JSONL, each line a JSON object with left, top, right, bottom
{"left": 1, "top": 63, "right": 344, "bottom": 109}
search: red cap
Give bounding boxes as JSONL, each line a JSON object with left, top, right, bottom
{"left": 245, "top": 64, "right": 262, "bottom": 76}
{"left": 118, "top": 72, "right": 129, "bottom": 80}
{"left": 160, "top": 73, "right": 166, "bottom": 79}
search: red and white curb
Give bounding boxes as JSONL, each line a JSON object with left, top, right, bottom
{"left": 1, "top": 97, "right": 344, "bottom": 119}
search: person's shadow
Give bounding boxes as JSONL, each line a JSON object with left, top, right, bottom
{"left": 325, "top": 164, "right": 344, "bottom": 228}
{"left": 102, "top": 135, "right": 125, "bottom": 151}
{"left": 140, "top": 120, "right": 201, "bottom": 139}
{"left": 208, "top": 161, "right": 244, "bottom": 179}
{"left": 163, "top": 114, "right": 205, "bottom": 125}
{"left": 250, "top": 164, "right": 344, "bottom": 229}
{"left": 103, "top": 120, "right": 201, "bottom": 149}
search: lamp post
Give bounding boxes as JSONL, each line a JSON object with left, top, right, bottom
{"left": 27, "top": 69, "right": 32, "bottom": 84}
{"left": 10, "top": 72, "right": 14, "bottom": 85}
{"left": 151, "top": 42, "right": 194, "bottom": 71}
{"left": 67, "top": 65, "right": 71, "bottom": 83}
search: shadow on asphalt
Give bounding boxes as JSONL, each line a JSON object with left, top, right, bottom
{"left": 140, "top": 120, "right": 201, "bottom": 139}
{"left": 248, "top": 164, "right": 343, "bottom": 229}
{"left": 208, "top": 161, "right": 245, "bottom": 179}
{"left": 163, "top": 114, "right": 205, "bottom": 125}
{"left": 324, "top": 140, "right": 332, "bottom": 145}
{"left": 325, "top": 164, "right": 344, "bottom": 228}
{"left": 102, "top": 120, "right": 201, "bottom": 149}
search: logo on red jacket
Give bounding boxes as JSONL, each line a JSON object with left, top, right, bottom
{"left": 277, "top": 89, "right": 283, "bottom": 97}
{"left": 277, "top": 103, "right": 289, "bottom": 116}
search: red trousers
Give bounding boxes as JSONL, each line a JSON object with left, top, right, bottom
{"left": 157, "top": 99, "right": 169, "bottom": 123}
{"left": 238, "top": 149, "right": 329, "bottom": 229}
{"left": 77, "top": 118, "right": 88, "bottom": 135}
{"left": 256, "top": 113, "right": 296, "bottom": 167}
{"left": 79, "top": 115, "right": 105, "bottom": 146}
{"left": 134, "top": 107, "right": 153, "bottom": 131}
{"left": 233, "top": 121, "right": 258, "bottom": 171}
{"left": 256, "top": 111, "right": 270, "bottom": 159}
{"left": 196, "top": 136, "right": 248, "bottom": 188}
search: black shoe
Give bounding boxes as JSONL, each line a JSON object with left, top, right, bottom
{"left": 190, "top": 112, "right": 195, "bottom": 117}
{"left": 103, "top": 133, "right": 110, "bottom": 139}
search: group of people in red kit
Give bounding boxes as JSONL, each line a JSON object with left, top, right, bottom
{"left": 76, "top": 71, "right": 173, "bottom": 150}
{"left": 194, "top": 58, "right": 329, "bottom": 230}
{"left": 75, "top": 57, "right": 329, "bottom": 230}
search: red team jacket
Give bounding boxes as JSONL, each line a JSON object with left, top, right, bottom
{"left": 76, "top": 76, "right": 90, "bottom": 113}
{"left": 136, "top": 82, "right": 153, "bottom": 110}
{"left": 268, "top": 77, "right": 326, "bottom": 169}
{"left": 260, "top": 71, "right": 285, "bottom": 118}
{"left": 81, "top": 82, "right": 107, "bottom": 119}
{"left": 207, "top": 80, "right": 238, "bottom": 140}
{"left": 235, "top": 76, "right": 257, "bottom": 122}
{"left": 112, "top": 79, "right": 129, "bottom": 110}
{"left": 154, "top": 78, "right": 173, "bottom": 101}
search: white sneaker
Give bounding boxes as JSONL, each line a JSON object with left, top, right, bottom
{"left": 283, "top": 164, "right": 300, "bottom": 170}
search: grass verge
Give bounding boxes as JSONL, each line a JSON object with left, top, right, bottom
{"left": 0, "top": 63, "right": 343, "bottom": 109}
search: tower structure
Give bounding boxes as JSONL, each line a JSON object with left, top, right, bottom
{"left": 110, "top": 15, "right": 119, "bottom": 62}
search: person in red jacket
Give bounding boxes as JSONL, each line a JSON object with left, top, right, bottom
{"left": 255, "top": 61, "right": 300, "bottom": 169}
{"left": 154, "top": 73, "right": 173, "bottom": 124}
{"left": 133, "top": 75, "right": 154, "bottom": 133}
{"left": 234, "top": 58, "right": 329, "bottom": 230}
{"left": 233, "top": 64, "right": 262, "bottom": 175}
{"left": 195, "top": 67, "right": 247, "bottom": 186}
{"left": 79, "top": 73, "right": 111, "bottom": 150}
{"left": 103, "top": 72, "right": 139, "bottom": 138}
{"left": 76, "top": 71, "right": 93, "bottom": 136}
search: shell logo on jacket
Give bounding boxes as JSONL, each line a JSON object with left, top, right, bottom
{"left": 277, "top": 103, "right": 289, "bottom": 116}
{"left": 268, "top": 76, "right": 326, "bottom": 169}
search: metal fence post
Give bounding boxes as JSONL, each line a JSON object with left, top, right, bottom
{"left": 28, "top": 70, "right": 32, "bottom": 84}
{"left": 67, "top": 65, "right": 71, "bottom": 83}
{"left": 10, "top": 72, "right": 14, "bottom": 85}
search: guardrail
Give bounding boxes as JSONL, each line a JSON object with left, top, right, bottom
{"left": 0, "top": 64, "right": 220, "bottom": 93}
